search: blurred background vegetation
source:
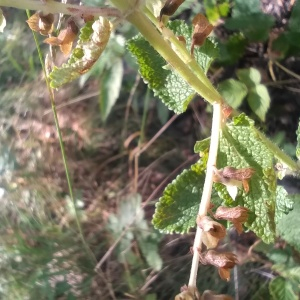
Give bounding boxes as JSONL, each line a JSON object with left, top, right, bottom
{"left": 1, "top": 0, "right": 300, "bottom": 299}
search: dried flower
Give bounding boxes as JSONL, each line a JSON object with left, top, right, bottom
{"left": 175, "top": 285, "right": 201, "bottom": 300}
{"left": 213, "top": 166, "right": 255, "bottom": 198}
{"left": 44, "top": 20, "right": 79, "bottom": 55}
{"left": 197, "top": 216, "right": 226, "bottom": 248}
{"left": 159, "top": 0, "right": 185, "bottom": 22}
{"left": 214, "top": 206, "right": 249, "bottom": 234}
{"left": 202, "top": 290, "right": 233, "bottom": 300}
{"left": 191, "top": 14, "right": 214, "bottom": 56}
{"left": 26, "top": 12, "right": 54, "bottom": 36}
{"left": 199, "top": 250, "right": 238, "bottom": 281}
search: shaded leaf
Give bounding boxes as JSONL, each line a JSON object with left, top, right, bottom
{"left": 217, "top": 114, "right": 277, "bottom": 243}
{"left": 217, "top": 33, "right": 247, "bottom": 65}
{"left": 49, "top": 17, "right": 111, "bottom": 88}
{"left": 99, "top": 57, "right": 123, "bottom": 122}
{"left": 225, "top": 13, "right": 274, "bottom": 41}
{"left": 218, "top": 79, "right": 247, "bottom": 109}
{"left": 269, "top": 277, "right": 297, "bottom": 300}
{"left": 289, "top": 0, "right": 300, "bottom": 33}
{"left": 247, "top": 84, "right": 270, "bottom": 122}
{"left": 277, "top": 195, "right": 300, "bottom": 252}
{"left": 127, "top": 20, "right": 218, "bottom": 113}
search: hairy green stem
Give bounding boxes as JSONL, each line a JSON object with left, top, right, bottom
{"left": 2, "top": 0, "right": 121, "bottom": 18}
{"left": 26, "top": 10, "right": 96, "bottom": 264}
{"left": 255, "top": 129, "right": 299, "bottom": 171}
{"left": 110, "top": 0, "right": 222, "bottom": 104}
{"left": 143, "top": 6, "right": 219, "bottom": 96}
{"left": 188, "top": 103, "right": 222, "bottom": 288}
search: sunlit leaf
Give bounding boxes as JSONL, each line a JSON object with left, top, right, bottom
{"left": 269, "top": 277, "right": 298, "bottom": 300}
{"left": 127, "top": 20, "right": 218, "bottom": 113}
{"left": 218, "top": 79, "right": 247, "bottom": 109}
{"left": 217, "top": 114, "right": 277, "bottom": 243}
{"left": 236, "top": 67, "right": 261, "bottom": 88}
{"left": 247, "top": 84, "right": 270, "bottom": 122}
{"left": 152, "top": 158, "right": 207, "bottom": 233}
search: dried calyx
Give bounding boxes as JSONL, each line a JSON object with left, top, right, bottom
{"left": 199, "top": 250, "right": 238, "bottom": 281}
{"left": 191, "top": 14, "right": 213, "bottom": 56}
{"left": 26, "top": 12, "right": 54, "bottom": 35}
{"left": 213, "top": 166, "right": 255, "bottom": 199}
{"left": 159, "top": 0, "right": 185, "bottom": 22}
{"left": 175, "top": 286, "right": 233, "bottom": 300}
{"left": 197, "top": 215, "right": 226, "bottom": 248}
{"left": 44, "top": 19, "right": 79, "bottom": 55}
{"left": 214, "top": 206, "right": 249, "bottom": 234}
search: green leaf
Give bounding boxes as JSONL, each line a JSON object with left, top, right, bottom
{"left": 277, "top": 195, "right": 300, "bottom": 252}
{"left": 218, "top": 79, "right": 247, "bottom": 109}
{"left": 127, "top": 20, "right": 218, "bottom": 113}
{"left": 272, "top": 265, "right": 300, "bottom": 284}
{"left": 0, "top": 8, "right": 6, "bottom": 33}
{"left": 247, "top": 84, "right": 270, "bottom": 122}
{"left": 289, "top": 0, "right": 300, "bottom": 33}
{"left": 204, "top": 0, "right": 230, "bottom": 23}
{"left": 269, "top": 277, "right": 298, "bottom": 300}
{"left": 217, "top": 33, "right": 247, "bottom": 65}
{"left": 217, "top": 114, "right": 277, "bottom": 243}
{"left": 99, "top": 57, "right": 123, "bottom": 122}
{"left": 231, "top": 0, "right": 261, "bottom": 16}
{"left": 194, "top": 138, "right": 210, "bottom": 154}
{"left": 296, "top": 118, "right": 300, "bottom": 160}
{"left": 49, "top": 17, "right": 111, "bottom": 88}
{"left": 137, "top": 233, "right": 162, "bottom": 271}
{"left": 236, "top": 67, "right": 261, "bottom": 87}
{"left": 152, "top": 158, "right": 207, "bottom": 233}
{"left": 225, "top": 13, "right": 275, "bottom": 41}
{"left": 275, "top": 186, "right": 294, "bottom": 223}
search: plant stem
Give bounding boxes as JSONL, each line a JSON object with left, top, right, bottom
{"left": 188, "top": 103, "right": 222, "bottom": 287}
{"left": 110, "top": 0, "right": 222, "bottom": 105}
{"left": 143, "top": 6, "right": 219, "bottom": 96}
{"left": 255, "top": 129, "right": 299, "bottom": 171}
{"left": 26, "top": 10, "right": 96, "bottom": 264}
{"left": 1, "top": 0, "right": 121, "bottom": 18}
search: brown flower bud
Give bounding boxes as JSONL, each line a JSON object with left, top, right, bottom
{"left": 191, "top": 14, "right": 214, "bottom": 56}
{"left": 159, "top": 0, "right": 185, "bottom": 22}
{"left": 202, "top": 290, "right": 233, "bottom": 300}
{"left": 199, "top": 250, "right": 238, "bottom": 281}
{"left": 26, "top": 12, "right": 54, "bottom": 36}
{"left": 44, "top": 20, "right": 79, "bottom": 55}
{"left": 197, "top": 216, "right": 226, "bottom": 248}
{"left": 214, "top": 206, "right": 249, "bottom": 234}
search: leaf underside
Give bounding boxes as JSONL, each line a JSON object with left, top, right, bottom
{"left": 49, "top": 17, "right": 111, "bottom": 89}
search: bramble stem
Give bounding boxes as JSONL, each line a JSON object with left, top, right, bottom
{"left": 188, "top": 103, "right": 222, "bottom": 287}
